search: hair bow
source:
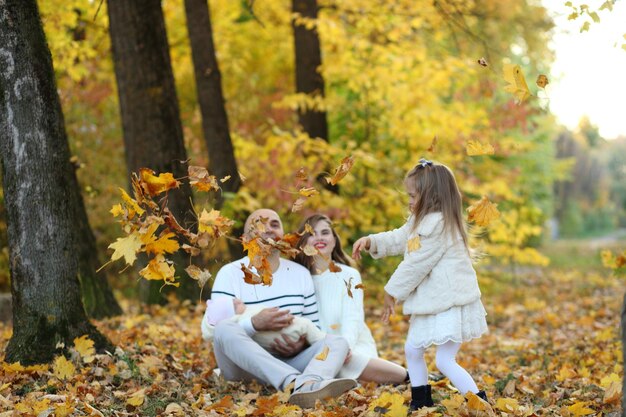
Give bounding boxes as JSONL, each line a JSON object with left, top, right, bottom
{"left": 417, "top": 158, "right": 433, "bottom": 168}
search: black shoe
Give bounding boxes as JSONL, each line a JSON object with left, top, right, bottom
{"left": 409, "top": 385, "right": 434, "bottom": 411}
{"left": 476, "top": 390, "right": 488, "bottom": 402}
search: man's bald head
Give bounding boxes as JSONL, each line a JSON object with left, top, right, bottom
{"left": 243, "top": 209, "right": 284, "bottom": 238}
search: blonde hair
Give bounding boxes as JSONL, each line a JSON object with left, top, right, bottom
{"left": 405, "top": 161, "right": 468, "bottom": 248}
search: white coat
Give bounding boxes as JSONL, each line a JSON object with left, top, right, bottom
{"left": 368, "top": 212, "right": 481, "bottom": 315}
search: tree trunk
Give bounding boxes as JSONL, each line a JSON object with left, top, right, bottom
{"left": 107, "top": 0, "right": 199, "bottom": 303}
{"left": 0, "top": 0, "right": 112, "bottom": 364}
{"left": 292, "top": 0, "right": 328, "bottom": 141}
{"left": 184, "top": 0, "right": 240, "bottom": 209}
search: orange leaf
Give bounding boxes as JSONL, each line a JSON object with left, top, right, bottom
{"left": 139, "top": 168, "right": 180, "bottom": 196}
{"left": 326, "top": 155, "right": 355, "bottom": 185}
{"left": 198, "top": 209, "right": 234, "bottom": 238}
{"left": 188, "top": 165, "right": 220, "bottom": 192}
{"left": 241, "top": 263, "right": 262, "bottom": 285}
{"left": 467, "top": 196, "right": 500, "bottom": 226}
{"left": 329, "top": 261, "right": 342, "bottom": 272}
{"left": 208, "top": 395, "right": 235, "bottom": 413}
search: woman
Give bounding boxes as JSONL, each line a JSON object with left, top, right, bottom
{"left": 295, "top": 214, "right": 407, "bottom": 384}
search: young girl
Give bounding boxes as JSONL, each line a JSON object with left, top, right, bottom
{"left": 352, "top": 159, "right": 489, "bottom": 410}
{"left": 294, "top": 214, "right": 408, "bottom": 384}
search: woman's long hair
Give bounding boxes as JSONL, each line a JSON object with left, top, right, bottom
{"left": 294, "top": 214, "right": 354, "bottom": 273}
{"left": 405, "top": 162, "right": 469, "bottom": 248}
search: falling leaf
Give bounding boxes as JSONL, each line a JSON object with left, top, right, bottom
{"left": 220, "top": 175, "right": 231, "bottom": 183}
{"left": 355, "top": 283, "right": 364, "bottom": 291}
{"left": 427, "top": 135, "right": 438, "bottom": 152}
{"left": 298, "top": 187, "right": 319, "bottom": 197}
{"left": 108, "top": 232, "right": 143, "bottom": 266}
{"left": 302, "top": 244, "right": 318, "bottom": 256}
{"left": 295, "top": 167, "right": 308, "bottom": 181}
{"left": 503, "top": 64, "right": 532, "bottom": 103}
{"left": 326, "top": 155, "right": 355, "bottom": 185}
{"left": 241, "top": 263, "right": 263, "bottom": 285}
{"left": 73, "top": 335, "right": 95, "bottom": 362}
{"left": 466, "top": 140, "right": 495, "bottom": 156}
{"left": 139, "top": 168, "right": 180, "bottom": 196}
{"left": 198, "top": 209, "right": 235, "bottom": 238}
{"left": 329, "top": 261, "right": 342, "bottom": 272}
{"left": 407, "top": 236, "right": 421, "bottom": 252}
{"left": 291, "top": 196, "right": 306, "bottom": 213}
{"left": 477, "top": 57, "right": 488, "bottom": 67}
{"left": 139, "top": 255, "right": 177, "bottom": 285}
{"left": 536, "top": 74, "right": 549, "bottom": 88}
{"left": 53, "top": 356, "right": 75, "bottom": 380}
{"left": 188, "top": 165, "right": 220, "bottom": 192}
{"left": 119, "top": 188, "right": 145, "bottom": 217}
{"left": 142, "top": 224, "right": 180, "bottom": 256}
{"left": 126, "top": 389, "right": 146, "bottom": 407}
{"left": 467, "top": 196, "right": 500, "bottom": 226}
{"left": 110, "top": 204, "right": 124, "bottom": 217}
{"left": 315, "top": 345, "right": 329, "bottom": 360}
{"left": 185, "top": 265, "right": 212, "bottom": 288}
{"left": 344, "top": 278, "right": 354, "bottom": 298}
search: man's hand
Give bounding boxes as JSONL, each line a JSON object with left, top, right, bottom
{"left": 381, "top": 292, "right": 396, "bottom": 324}
{"left": 352, "top": 236, "right": 371, "bottom": 260}
{"left": 271, "top": 334, "right": 306, "bottom": 357}
{"left": 251, "top": 308, "right": 294, "bottom": 331}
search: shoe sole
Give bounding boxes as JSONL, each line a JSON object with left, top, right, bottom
{"left": 289, "top": 379, "right": 357, "bottom": 409}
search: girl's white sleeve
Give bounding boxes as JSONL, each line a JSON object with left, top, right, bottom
{"left": 368, "top": 221, "right": 410, "bottom": 258}
{"left": 384, "top": 225, "right": 447, "bottom": 302}
{"left": 339, "top": 270, "right": 366, "bottom": 348}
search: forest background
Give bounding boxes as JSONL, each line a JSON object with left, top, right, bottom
{"left": 0, "top": 0, "right": 625, "bottom": 416}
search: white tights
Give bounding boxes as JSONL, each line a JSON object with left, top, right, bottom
{"left": 405, "top": 340, "right": 479, "bottom": 394}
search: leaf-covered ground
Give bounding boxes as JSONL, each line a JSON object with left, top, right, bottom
{"left": 0, "top": 267, "right": 622, "bottom": 416}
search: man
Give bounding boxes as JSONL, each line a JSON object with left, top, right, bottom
{"left": 207, "top": 208, "right": 357, "bottom": 408}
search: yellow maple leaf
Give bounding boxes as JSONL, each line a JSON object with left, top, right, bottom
{"left": 567, "top": 401, "right": 595, "bottom": 416}
{"left": 53, "top": 356, "right": 75, "bottom": 380}
{"left": 119, "top": 187, "right": 145, "bottom": 217}
{"left": 407, "top": 236, "right": 421, "bottom": 252}
{"left": 466, "top": 391, "right": 492, "bottom": 412}
{"left": 495, "top": 397, "right": 519, "bottom": 412}
{"left": 139, "top": 255, "right": 177, "bottom": 284}
{"left": 110, "top": 204, "right": 124, "bottom": 217}
{"left": 144, "top": 231, "right": 179, "bottom": 256}
{"left": 315, "top": 345, "right": 329, "bottom": 360}
{"left": 108, "top": 232, "right": 143, "bottom": 266}
{"left": 33, "top": 398, "right": 52, "bottom": 416}
{"left": 368, "top": 392, "right": 408, "bottom": 417}
{"left": 73, "top": 335, "right": 95, "bottom": 362}
{"left": 600, "top": 372, "right": 621, "bottom": 388}
{"left": 503, "top": 64, "right": 532, "bottom": 103}
{"left": 467, "top": 196, "right": 500, "bottom": 226}
{"left": 54, "top": 401, "right": 75, "bottom": 417}
{"left": 198, "top": 209, "right": 235, "bottom": 238}
{"left": 466, "top": 140, "right": 495, "bottom": 156}
{"left": 139, "top": 167, "right": 180, "bottom": 196}
{"left": 326, "top": 155, "right": 355, "bottom": 185}
{"left": 127, "top": 388, "right": 146, "bottom": 407}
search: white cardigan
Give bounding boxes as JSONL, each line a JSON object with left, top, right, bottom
{"left": 368, "top": 212, "right": 481, "bottom": 315}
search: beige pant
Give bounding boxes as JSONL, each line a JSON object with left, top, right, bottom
{"left": 213, "top": 320, "right": 350, "bottom": 391}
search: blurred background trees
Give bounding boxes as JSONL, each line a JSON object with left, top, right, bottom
{"left": 0, "top": 0, "right": 624, "bottom": 301}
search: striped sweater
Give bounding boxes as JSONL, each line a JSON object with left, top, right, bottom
{"left": 207, "top": 257, "right": 320, "bottom": 333}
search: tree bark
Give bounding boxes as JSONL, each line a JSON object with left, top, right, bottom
{"left": 292, "top": 0, "right": 328, "bottom": 141}
{"left": 184, "top": 0, "right": 240, "bottom": 208}
{"left": 0, "top": 0, "right": 112, "bottom": 364}
{"left": 107, "top": 0, "right": 199, "bottom": 303}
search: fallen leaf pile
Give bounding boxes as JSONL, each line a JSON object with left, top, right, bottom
{"left": 0, "top": 267, "right": 621, "bottom": 416}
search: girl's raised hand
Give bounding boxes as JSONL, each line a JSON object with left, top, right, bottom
{"left": 381, "top": 292, "right": 396, "bottom": 324}
{"left": 352, "top": 237, "right": 371, "bottom": 260}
